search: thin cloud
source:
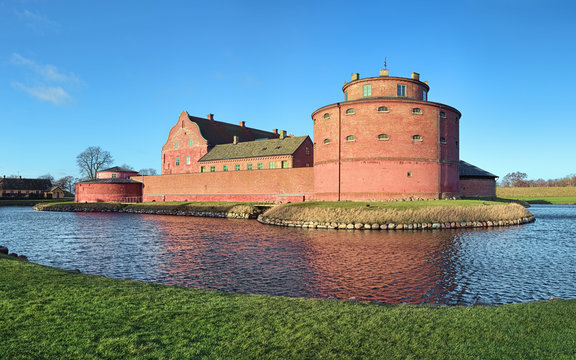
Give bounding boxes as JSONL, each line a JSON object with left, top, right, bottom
{"left": 16, "top": 9, "right": 60, "bottom": 32}
{"left": 11, "top": 53, "right": 79, "bottom": 83}
{"left": 13, "top": 82, "right": 72, "bottom": 105}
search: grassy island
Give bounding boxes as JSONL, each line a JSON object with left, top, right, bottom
{"left": 1, "top": 254, "right": 575, "bottom": 359}
{"left": 260, "top": 200, "right": 534, "bottom": 229}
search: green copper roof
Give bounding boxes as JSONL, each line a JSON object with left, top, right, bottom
{"left": 199, "top": 136, "right": 310, "bottom": 162}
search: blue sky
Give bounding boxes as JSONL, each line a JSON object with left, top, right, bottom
{"left": 1, "top": 0, "right": 575, "bottom": 180}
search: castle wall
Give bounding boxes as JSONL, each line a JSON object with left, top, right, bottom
{"left": 75, "top": 182, "right": 143, "bottom": 203}
{"left": 460, "top": 178, "right": 496, "bottom": 198}
{"left": 138, "top": 167, "right": 314, "bottom": 203}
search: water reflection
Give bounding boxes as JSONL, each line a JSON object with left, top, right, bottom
{"left": 1, "top": 205, "right": 575, "bottom": 305}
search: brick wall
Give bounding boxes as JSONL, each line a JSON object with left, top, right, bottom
{"left": 460, "top": 178, "right": 496, "bottom": 198}
{"left": 75, "top": 182, "right": 143, "bottom": 202}
{"left": 138, "top": 167, "right": 314, "bottom": 203}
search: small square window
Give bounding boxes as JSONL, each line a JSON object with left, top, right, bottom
{"left": 407, "top": 172, "right": 412, "bottom": 177}
{"left": 377, "top": 106, "right": 389, "bottom": 113}
{"left": 247, "top": 163, "right": 253, "bottom": 170}
{"left": 235, "top": 164, "right": 240, "bottom": 171}
{"left": 176, "top": 157, "right": 180, "bottom": 166}
{"left": 210, "top": 166, "right": 215, "bottom": 172}
{"left": 111, "top": 173, "right": 117, "bottom": 178}
{"left": 345, "top": 108, "right": 355, "bottom": 115}
{"left": 269, "top": 161, "right": 275, "bottom": 169}
{"left": 281, "top": 161, "right": 288, "bottom": 168}
{"left": 223, "top": 165, "right": 229, "bottom": 171}
{"left": 440, "top": 137, "right": 447, "bottom": 144}
{"left": 257, "top": 163, "right": 263, "bottom": 170}
{"left": 200, "top": 166, "right": 206, "bottom": 173}
{"left": 412, "top": 108, "right": 422, "bottom": 115}
{"left": 439, "top": 111, "right": 446, "bottom": 118}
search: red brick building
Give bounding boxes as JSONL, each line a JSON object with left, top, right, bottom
{"left": 75, "top": 167, "right": 142, "bottom": 203}
{"left": 75, "top": 67, "right": 497, "bottom": 203}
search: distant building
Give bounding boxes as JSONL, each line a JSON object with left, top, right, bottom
{"left": 75, "top": 67, "right": 497, "bottom": 203}
{"left": 0, "top": 176, "right": 64, "bottom": 199}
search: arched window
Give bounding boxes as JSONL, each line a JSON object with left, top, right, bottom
{"left": 345, "top": 108, "right": 355, "bottom": 115}
{"left": 323, "top": 138, "right": 330, "bottom": 145}
{"left": 377, "top": 106, "right": 389, "bottom": 113}
{"left": 412, "top": 135, "right": 423, "bottom": 141}
{"left": 378, "top": 134, "right": 389, "bottom": 141}
{"left": 412, "top": 108, "right": 422, "bottom": 115}
{"left": 346, "top": 135, "right": 356, "bottom": 142}
{"left": 323, "top": 113, "right": 330, "bottom": 119}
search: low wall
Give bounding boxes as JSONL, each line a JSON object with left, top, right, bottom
{"left": 75, "top": 182, "right": 143, "bottom": 203}
{"left": 460, "top": 178, "right": 496, "bottom": 198}
{"left": 136, "top": 167, "right": 314, "bottom": 203}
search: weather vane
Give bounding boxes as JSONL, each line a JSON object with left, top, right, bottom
{"left": 384, "top": 57, "right": 388, "bottom": 69}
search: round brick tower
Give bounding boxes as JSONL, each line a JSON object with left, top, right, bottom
{"left": 311, "top": 68, "right": 461, "bottom": 201}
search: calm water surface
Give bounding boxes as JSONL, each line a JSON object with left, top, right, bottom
{"left": 1, "top": 205, "right": 575, "bottom": 305}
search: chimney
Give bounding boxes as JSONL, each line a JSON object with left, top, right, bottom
{"left": 380, "top": 69, "right": 389, "bottom": 77}
{"left": 411, "top": 72, "right": 420, "bottom": 80}
{"left": 272, "top": 129, "right": 278, "bottom": 135}
{"left": 233, "top": 136, "right": 238, "bottom": 144}
{"left": 279, "top": 130, "right": 287, "bottom": 139}
{"left": 207, "top": 114, "right": 214, "bottom": 121}
{"left": 239, "top": 121, "right": 245, "bottom": 127}
{"left": 351, "top": 73, "right": 360, "bottom": 81}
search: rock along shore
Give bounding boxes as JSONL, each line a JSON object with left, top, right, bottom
{"left": 33, "top": 203, "right": 259, "bottom": 219}
{"left": 257, "top": 214, "right": 536, "bottom": 230}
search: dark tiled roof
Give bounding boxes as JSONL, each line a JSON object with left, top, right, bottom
{"left": 78, "top": 178, "right": 142, "bottom": 184}
{"left": 188, "top": 115, "right": 279, "bottom": 146}
{"left": 459, "top": 161, "right": 497, "bottom": 178}
{"left": 100, "top": 166, "right": 138, "bottom": 173}
{"left": 199, "top": 136, "right": 309, "bottom": 162}
{"left": 0, "top": 178, "right": 52, "bottom": 191}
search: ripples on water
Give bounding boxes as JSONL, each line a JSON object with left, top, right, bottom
{"left": 1, "top": 205, "right": 575, "bottom": 305}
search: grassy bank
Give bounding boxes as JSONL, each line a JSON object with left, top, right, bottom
{"left": 34, "top": 201, "right": 267, "bottom": 218}
{"left": 0, "top": 198, "right": 72, "bottom": 206}
{"left": 497, "top": 186, "right": 576, "bottom": 204}
{"left": 262, "top": 200, "right": 533, "bottom": 225}
{"left": 1, "top": 254, "right": 575, "bottom": 359}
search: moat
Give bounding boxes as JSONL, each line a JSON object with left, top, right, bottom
{"left": 1, "top": 205, "right": 575, "bottom": 305}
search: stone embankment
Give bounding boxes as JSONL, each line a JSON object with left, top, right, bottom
{"left": 257, "top": 215, "right": 536, "bottom": 230}
{"left": 34, "top": 203, "right": 259, "bottom": 219}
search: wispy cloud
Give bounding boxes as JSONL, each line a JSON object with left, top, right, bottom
{"left": 10, "top": 53, "right": 80, "bottom": 105}
{"left": 12, "top": 82, "right": 72, "bottom": 105}
{"left": 16, "top": 9, "right": 60, "bottom": 32}
{"left": 11, "top": 53, "right": 79, "bottom": 83}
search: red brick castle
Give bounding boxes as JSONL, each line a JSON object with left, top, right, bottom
{"left": 76, "top": 68, "right": 496, "bottom": 203}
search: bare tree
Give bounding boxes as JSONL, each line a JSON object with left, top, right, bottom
{"left": 55, "top": 176, "right": 76, "bottom": 193}
{"left": 138, "top": 168, "right": 157, "bottom": 175}
{"left": 76, "top": 146, "right": 113, "bottom": 180}
{"left": 39, "top": 174, "right": 54, "bottom": 183}
{"left": 121, "top": 164, "right": 135, "bottom": 170}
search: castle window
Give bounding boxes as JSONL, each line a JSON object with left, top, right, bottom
{"left": 346, "top": 135, "right": 356, "bottom": 142}
{"left": 345, "top": 108, "right": 355, "bottom": 115}
{"left": 363, "top": 84, "right": 372, "bottom": 97}
{"left": 210, "top": 166, "right": 215, "bottom": 172}
{"left": 397, "top": 84, "right": 406, "bottom": 97}
{"left": 269, "top": 161, "right": 275, "bottom": 169}
{"left": 412, "top": 108, "right": 422, "bottom": 115}
{"left": 176, "top": 157, "right": 180, "bottom": 166}
{"left": 412, "top": 135, "right": 423, "bottom": 141}
{"left": 439, "top": 111, "right": 446, "bottom": 118}
{"left": 257, "top": 162, "right": 263, "bottom": 170}
{"left": 377, "top": 106, "right": 389, "bottom": 113}
{"left": 323, "top": 113, "right": 330, "bottom": 119}
{"left": 111, "top": 174, "right": 117, "bottom": 178}
{"left": 174, "top": 141, "right": 179, "bottom": 149}
{"left": 440, "top": 137, "right": 447, "bottom": 144}
{"left": 281, "top": 161, "right": 288, "bottom": 168}
{"left": 200, "top": 166, "right": 206, "bottom": 173}
{"left": 189, "top": 139, "right": 193, "bottom": 147}
{"left": 407, "top": 172, "right": 412, "bottom": 177}
{"left": 323, "top": 138, "right": 330, "bottom": 145}
{"left": 235, "top": 164, "right": 240, "bottom": 171}
{"left": 223, "top": 165, "right": 229, "bottom": 172}
{"left": 345, "top": 92, "right": 348, "bottom": 101}
{"left": 186, "top": 156, "right": 190, "bottom": 165}
{"left": 247, "top": 163, "right": 253, "bottom": 170}
{"left": 423, "top": 90, "right": 428, "bottom": 101}
{"left": 378, "top": 134, "right": 390, "bottom": 141}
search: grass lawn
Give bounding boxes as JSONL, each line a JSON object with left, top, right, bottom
{"left": 497, "top": 187, "right": 576, "bottom": 204}
{"left": 1, "top": 254, "right": 575, "bottom": 359}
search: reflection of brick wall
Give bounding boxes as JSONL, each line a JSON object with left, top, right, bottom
{"left": 460, "top": 178, "right": 496, "bottom": 198}
{"left": 137, "top": 167, "right": 313, "bottom": 203}
{"left": 75, "top": 182, "right": 143, "bottom": 202}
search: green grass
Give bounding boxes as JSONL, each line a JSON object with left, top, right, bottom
{"left": 0, "top": 198, "right": 72, "bottom": 206}
{"left": 497, "top": 187, "right": 576, "bottom": 204}
{"left": 1, "top": 254, "right": 575, "bottom": 359}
